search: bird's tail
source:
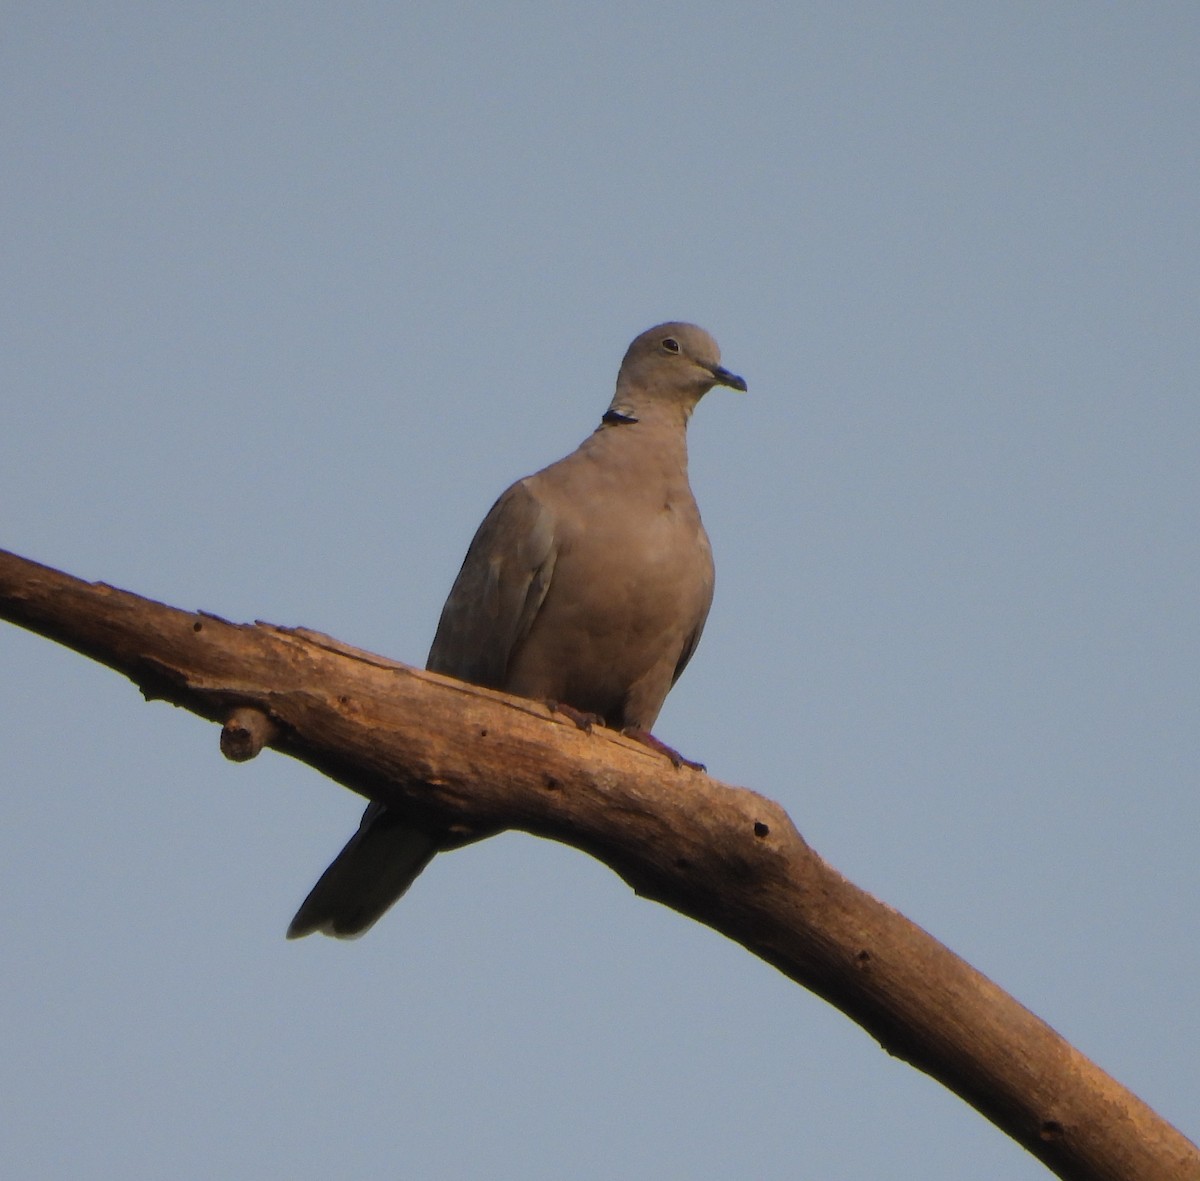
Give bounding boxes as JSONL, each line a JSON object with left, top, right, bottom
{"left": 287, "top": 803, "right": 439, "bottom": 939}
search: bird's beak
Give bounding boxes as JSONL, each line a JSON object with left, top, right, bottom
{"left": 710, "top": 364, "right": 747, "bottom": 392}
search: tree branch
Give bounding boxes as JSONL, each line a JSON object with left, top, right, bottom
{"left": 0, "top": 546, "right": 1194, "bottom": 1181}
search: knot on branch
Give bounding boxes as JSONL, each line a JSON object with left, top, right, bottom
{"left": 220, "top": 707, "right": 279, "bottom": 762}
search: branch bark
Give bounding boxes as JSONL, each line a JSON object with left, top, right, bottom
{"left": 0, "top": 546, "right": 1195, "bottom": 1181}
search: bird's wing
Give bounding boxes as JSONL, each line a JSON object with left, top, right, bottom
{"left": 670, "top": 524, "right": 714, "bottom": 688}
{"left": 426, "top": 478, "right": 558, "bottom": 687}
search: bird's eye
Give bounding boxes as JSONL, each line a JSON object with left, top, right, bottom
{"left": 661, "top": 337, "right": 680, "bottom": 354}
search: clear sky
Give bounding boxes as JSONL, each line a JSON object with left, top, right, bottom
{"left": 2, "top": 5, "right": 1197, "bottom": 1178}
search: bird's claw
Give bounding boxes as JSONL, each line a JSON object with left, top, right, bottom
{"left": 549, "top": 701, "right": 603, "bottom": 733}
{"left": 622, "top": 727, "right": 705, "bottom": 772}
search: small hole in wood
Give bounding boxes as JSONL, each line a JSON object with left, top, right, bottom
{"left": 753, "top": 821, "right": 769, "bottom": 838}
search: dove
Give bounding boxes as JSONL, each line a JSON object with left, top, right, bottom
{"left": 288, "top": 322, "right": 745, "bottom": 938}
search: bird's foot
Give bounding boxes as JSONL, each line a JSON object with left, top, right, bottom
{"left": 622, "top": 727, "right": 706, "bottom": 772}
{"left": 550, "top": 702, "right": 604, "bottom": 733}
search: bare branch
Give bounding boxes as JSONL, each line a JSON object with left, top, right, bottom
{"left": 0, "top": 546, "right": 1195, "bottom": 1181}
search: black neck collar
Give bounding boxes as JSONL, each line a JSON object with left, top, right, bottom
{"left": 602, "top": 408, "right": 639, "bottom": 425}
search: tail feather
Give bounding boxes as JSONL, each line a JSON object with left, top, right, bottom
{"left": 287, "top": 804, "right": 439, "bottom": 939}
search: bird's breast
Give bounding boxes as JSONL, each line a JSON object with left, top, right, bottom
{"left": 504, "top": 487, "right": 713, "bottom": 728}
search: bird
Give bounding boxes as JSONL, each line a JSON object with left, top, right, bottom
{"left": 287, "top": 322, "right": 746, "bottom": 939}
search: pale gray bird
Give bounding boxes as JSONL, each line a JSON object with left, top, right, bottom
{"left": 287, "top": 322, "right": 745, "bottom": 939}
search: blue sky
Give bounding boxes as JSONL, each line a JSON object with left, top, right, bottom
{"left": 2, "top": 5, "right": 1197, "bottom": 1177}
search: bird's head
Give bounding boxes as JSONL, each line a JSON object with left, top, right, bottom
{"left": 608, "top": 322, "right": 746, "bottom": 422}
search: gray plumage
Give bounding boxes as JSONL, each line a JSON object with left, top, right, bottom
{"left": 287, "top": 322, "right": 745, "bottom": 939}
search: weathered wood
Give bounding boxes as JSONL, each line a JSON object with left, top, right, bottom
{"left": 0, "top": 546, "right": 1195, "bottom": 1181}
{"left": 220, "top": 705, "right": 280, "bottom": 761}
